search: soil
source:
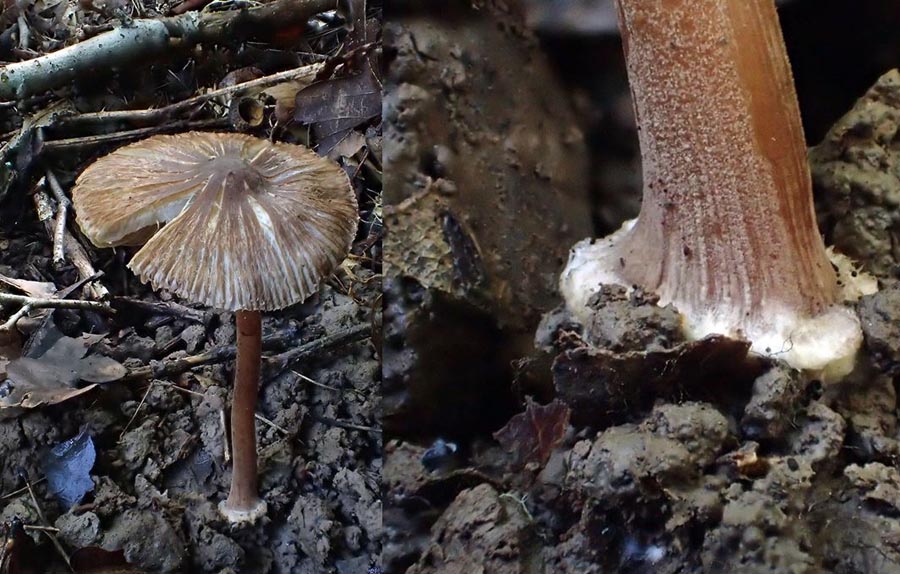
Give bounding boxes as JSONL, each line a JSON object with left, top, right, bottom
{"left": 383, "top": 0, "right": 592, "bottom": 439}
{"left": 0, "top": 1, "right": 383, "bottom": 573}
{"left": 0, "top": 282, "right": 381, "bottom": 574}
{"left": 384, "top": 2, "right": 900, "bottom": 574}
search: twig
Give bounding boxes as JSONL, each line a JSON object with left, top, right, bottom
{"left": 119, "top": 381, "right": 155, "bottom": 440}
{"left": 16, "top": 15, "right": 29, "bottom": 51}
{"left": 267, "top": 323, "right": 371, "bottom": 374}
{"left": 0, "top": 293, "right": 112, "bottom": 332}
{"left": 31, "top": 184, "right": 109, "bottom": 299}
{"left": 64, "top": 233, "right": 109, "bottom": 300}
{"left": 0, "top": 0, "right": 337, "bottom": 101}
{"left": 310, "top": 414, "right": 380, "bottom": 434}
{"left": 154, "top": 381, "right": 290, "bottom": 435}
{"left": 0, "top": 292, "right": 111, "bottom": 311}
{"left": 1, "top": 293, "right": 111, "bottom": 329}
{"left": 22, "top": 525, "right": 60, "bottom": 533}
{"left": 1, "top": 478, "right": 46, "bottom": 500}
{"left": 0, "top": 304, "right": 32, "bottom": 332}
{"left": 21, "top": 472, "right": 72, "bottom": 571}
{"left": 123, "top": 324, "right": 368, "bottom": 381}
{"left": 42, "top": 118, "right": 228, "bottom": 152}
{"left": 256, "top": 413, "right": 290, "bottom": 436}
{"left": 220, "top": 409, "right": 231, "bottom": 464}
{"left": 58, "top": 63, "right": 323, "bottom": 129}
{"left": 293, "top": 369, "right": 365, "bottom": 399}
{"left": 122, "top": 326, "right": 301, "bottom": 380}
{"left": 44, "top": 169, "right": 70, "bottom": 269}
{"left": 112, "top": 297, "right": 212, "bottom": 325}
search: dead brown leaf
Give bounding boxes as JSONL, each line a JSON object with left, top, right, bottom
{"left": 0, "top": 334, "right": 125, "bottom": 410}
{"left": 494, "top": 397, "right": 570, "bottom": 468}
{"left": 0, "top": 273, "right": 56, "bottom": 299}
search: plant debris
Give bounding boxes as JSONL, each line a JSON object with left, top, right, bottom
{"left": 493, "top": 398, "right": 570, "bottom": 470}
{"left": 0, "top": 332, "right": 124, "bottom": 410}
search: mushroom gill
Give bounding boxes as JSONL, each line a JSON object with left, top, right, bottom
{"left": 73, "top": 131, "right": 358, "bottom": 311}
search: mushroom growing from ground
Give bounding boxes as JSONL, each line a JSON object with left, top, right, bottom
{"left": 560, "top": 0, "right": 876, "bottom": 380}
{"left": 72, "top": 132, "right": 358, "bottom": 523}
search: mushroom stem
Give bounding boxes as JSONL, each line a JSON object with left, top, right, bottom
{"left": 561, "top": 0, "right": 873, "bottom": 378}
{"left": 610, "top": 0, "right": 835, "bottom": 314}
{"left": 220, "top": 309, "right": 267, "bottom": 523}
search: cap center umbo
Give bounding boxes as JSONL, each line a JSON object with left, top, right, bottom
{"left": 205, "top": 156, "right": 266, "bottom": 195}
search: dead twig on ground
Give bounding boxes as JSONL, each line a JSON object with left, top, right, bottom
{"left": 0, "top": 0, "right": 336, "bottom": 101}
{"left": 267, "top": 323, "right": 371, "bottom": 374}
{"left": 0, "top": 478, "right": 46, "bottom": 500}
{"left": 57, "top": 63, "right": 324, "bottom": 130}
{"left": 112, "top": 297, "right": 212, "bottom": 325}
{"left": 311, "top": 414, "right": 380, "bottom": 434}
{"left": 20, "top": 471, "right": 72, "bottom": 571}
{"left": 123, "top": 323, "right": 369, "bottom": 381}
{"left": 43, "top": 169, "right": 70, "bottom": 270}
{"left": 0, "top": 293, "right": 113, "bottom": 332}
{"left": 31, "top": 181, "right": 109, "bottom": 300}
{"left": 41, "top": 118, "right": 229, "bottom": 152}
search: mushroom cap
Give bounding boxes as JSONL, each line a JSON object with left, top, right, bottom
{"left": 73, "top": 132, "right": 358, "bottom": 311}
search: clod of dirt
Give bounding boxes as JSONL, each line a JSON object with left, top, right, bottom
{"left": 564, "top": 402, "right": 730, "bottom": 505}
{"left": 832, "top": 371, "right": 900, "bottom": 462}
{"left": 846, "top": 462, "right": 900, "bottom": 512}
{"left": 55, "top": 511, "right": 101, "bottom": 548}
{"left": 552, "top": 335, "right": 758, "bottom": 427}
{"left": 385, "top": 6, "right": 590, "bottom": 325}
{"left": 811, "top": 68, "right": 900, "bottom": 279}
{"left": 190, "top": 514, "right": 245, "bottom": 573}
{"left": 786, "top": 401, "right": 846, "bottom": 467}
{"left": 333, "top": 468, "right": 381, "bottom": 546}
{"left": 407, "top": 483, "right": 536, "bottom": 574}
{"left": 858, "top": 282, "right": 900, "bottom": 375}
{"left": 741, "top": 362, "right": 806, "bottom": 441}
{"left": 273, "top": 493, "right": 335, "bottom": 573}
{"left": 101, "top": 509, "right": 185, "bottom": 572}
{"left": 579, "top": 285, "right": 684, "bottom": 352}
{"left": 701, "top": 458, "right": 818, "bottom": 574}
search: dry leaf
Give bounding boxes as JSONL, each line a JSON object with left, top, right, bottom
{"left": 494, "top": 398, "right": 570, "bottom": 468}
{"left": 0, "top": 334, "right": 125, "bottom": 410}
{"left": 0, "top": 273, "right": 57, "bottom": 298}
{"left": 294, "top": 65, "right": 382, "bottom": 153}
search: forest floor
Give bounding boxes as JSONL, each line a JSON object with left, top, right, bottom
{"left": 383, "top": 2, "right": 900, "bottom": 574}
{"left": 0, "top": 1, "right": 383, "bottom": 572}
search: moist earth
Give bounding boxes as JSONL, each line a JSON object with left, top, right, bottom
{"left": 383, "top": 4, "right": 900, "bottom": 574}
{"left": 0, "top": 268, "right": 381, "bottom": 573}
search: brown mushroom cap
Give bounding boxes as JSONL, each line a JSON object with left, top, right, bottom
{"left": 73, "top": 132, "right": 358, "bottom": 311}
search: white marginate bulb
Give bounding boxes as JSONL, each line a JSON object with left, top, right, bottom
{"left": 561, "top": 0, "right": 877, "bottom": 382}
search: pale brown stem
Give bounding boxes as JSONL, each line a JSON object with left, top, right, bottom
{"left": 222, "top": 309, "right": 264, "bottom": 520}
{"left": 613, "top": 0, "right": 837, "bottom": 328}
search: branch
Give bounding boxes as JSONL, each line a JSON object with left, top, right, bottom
{"left": 0, "top": 292, "right": 113, "bottom": 332}
{"left": 56, "top": 63, "right": 323, "bottom": 129}
{"left": 0, "top": 0, "right": 338, "bottom": 101}
{"left": 122, "top": 323, "right": 369, "bottom": 382}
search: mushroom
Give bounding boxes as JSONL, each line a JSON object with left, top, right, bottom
{"left": 71, "top": 131, "right": 358, "bottom": 523}
{"left": 560, "top": 0, "right": 876, "bottom": 381}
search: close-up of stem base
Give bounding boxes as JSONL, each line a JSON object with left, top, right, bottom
{"left": 560, "top": 0, "right": 876, "bottom": 379}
